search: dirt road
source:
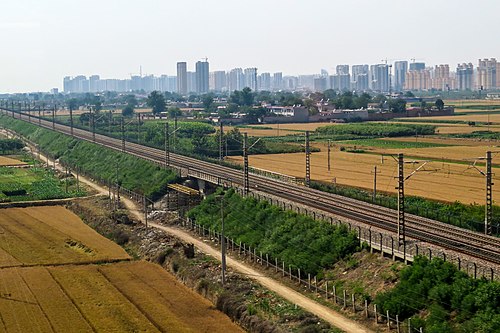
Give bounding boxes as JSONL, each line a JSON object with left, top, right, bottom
{"left": 151, "top": 223, "right": 373, "bottom": 333}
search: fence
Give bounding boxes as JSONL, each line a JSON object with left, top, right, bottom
{"left": 234, "top": 188, "right": 500, "bottom": 282}
{"left": 181, "top": 216, "right": 424, "bottom": 333}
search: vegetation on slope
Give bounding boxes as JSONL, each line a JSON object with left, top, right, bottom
{"left": 376, "top": 256, "right": 500, "bottom": 333}
{"left": 187, "top": 189, "right": 359, "bottom": 276}
{"left": 0, "top": 115, "right": 178, "bottom": 200}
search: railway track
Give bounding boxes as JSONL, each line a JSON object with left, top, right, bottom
{"left": 4, "top": 110, "right": 500, "bottom": 265}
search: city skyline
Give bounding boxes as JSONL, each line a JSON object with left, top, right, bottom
{"left": 2, "top": 0, "right": 500, "bottom": 93}
{"left": 62, "top": 57, "right": 500, "bottom": 94}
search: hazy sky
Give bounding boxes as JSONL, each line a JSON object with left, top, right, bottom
{"left": 1, "top": 0, "right": 499, "bottom": 93}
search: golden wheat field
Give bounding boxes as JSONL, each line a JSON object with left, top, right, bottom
{"left": 0, "top": 156, "right": 27, "bottom": 166}
{"left": 0, "top": 206, "right": 130, "bottom": 267}
{"left": 0, "top": 262, "right": 243, "bottom": 333}
{"left": 0, "top": 206, "right": 244, "bottom": 333}
{"left": 230, "top": 148, "right": 500, "bottom": 204}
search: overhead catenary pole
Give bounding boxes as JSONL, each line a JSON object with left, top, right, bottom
{"left": 137, "top": 114, "right": 141, "bottom": 144}
{"left": 221, "top": 194, "right": 226, "bottom": 286}
{"left": 164, "top": 122, "right": 170, "bottom": 167}
{"left": 485, "top": 151, "right": 493, "bottom": 235}
{"left": 327, "top": 139, "right": 331, "bottom": 172}
{"left": 52, "top": 105, "right": 55, "bottom": 129}
{"left": 372, "top": 165, "right": 381, "bottom": 203}
{"left": 397, "top": 153, "right": 405, "bottom": 246}
{"left": 173, "top": 116, "right": 178, "bottom": 152}
{"left": 305, "top": 131, "right": 311, "bottom": 187}
{"left": 69, "top": 106, "right": 74, "bottom": 136}
{"left": 243, "top": 133, "right": 249, "bottom": 195}
{"left": 121, "top": 117, "right": 125, "bottom": 152}
{"left": 219, "top": 121, "right": 224, "bottom": 162}
{"left": 91, "top": 111, "right": 96, "bottom": 142}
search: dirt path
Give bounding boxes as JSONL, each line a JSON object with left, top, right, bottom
{"left": 151, "top": 222, "right": 373, "bottom": 333}
{"left": 22, "top": 136, "right": 372, "bottom": 333}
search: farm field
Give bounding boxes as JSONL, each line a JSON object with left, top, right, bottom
{"left": 0, "top": 261, "right": 243, "bottom": 333}
{"left": 412, "top": 113, "right": 500, "bottom": 124}
{"left": 0, "top": 166, "right": 83, "bottom": 202}
{"left": 0, "top": 206, "right": 243, "bottom": 332}
{"left": 0, "top": 156, "right": 27, "bottom": 166}
{"left": 229, "top": 148, "right": 500, "bottom": 204}
{"left": 0, "top": 206, "right": 130, "bottom": 267}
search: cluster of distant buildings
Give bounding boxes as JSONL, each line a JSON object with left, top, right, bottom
{"left": 63, "top": 58, "right": 500, "bottom": 95}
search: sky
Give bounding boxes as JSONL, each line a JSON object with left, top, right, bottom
{"left": 0, "top": 0, "right": 499, "bottom": 93}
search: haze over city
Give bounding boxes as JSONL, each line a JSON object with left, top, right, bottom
{"left": 1, "top": 0, "right": 500, "bottom": 93}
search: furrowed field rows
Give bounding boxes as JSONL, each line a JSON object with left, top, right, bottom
{"left": 0, "top": 263, "right": 243, "bottom": 333}
{"left": 0, "top": 206, "right": 130, "bottom": 267}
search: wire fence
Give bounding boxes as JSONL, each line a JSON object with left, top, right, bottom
{"left": 181, "top": 216, "right": 424, "bottom": 333}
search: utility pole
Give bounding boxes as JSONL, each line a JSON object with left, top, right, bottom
{"left": 221, "top": 194, "right": 226, "bottom": 286}
{"left": 164, "top": 122, "right": 170, "bottom": 167}
{"left": 219, "top": 122, "right": 224, "bottom": 162}
{"left": 69, "top": 107, "right": 74, "bottom": 137}
{"left": 397, "top": 153, "right": 405, "bottom": 246}
{"left": 38, "top": 106, "right": 41, "bottom": 125}
{"left": 327, "top": 139, "right": 331, "bottom": 172}
{"left": 485, "top": 151, "right": 493, "bottom": 235}
{"left": 173, "top": 116, "right": 178, "bottom": 152}
{"left": 91, "top": 112, "right": 96, "bottom": 142}
{"left": 137, "top": 114, "right": 141, "bottom": 144}
{"left": 372, "top": 166, "right": 380, "bottom": 203}
{"left": 243, "top": 133, "right": 249, "bottom": 195}
{"left": 120, "top": 117, "right": 125, "bottom": 152}
{"left": 109, "top": 111, "right": 113, "bottom": 136}
{"left": 52, "top": 105, "right": 55, "bottom": 129}
{"left": 305, "top": 131, "right": 311, "bottom": 187}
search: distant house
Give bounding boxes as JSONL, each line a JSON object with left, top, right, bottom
{"left": 264, "top": 106, "right": 309, "bottom": 123}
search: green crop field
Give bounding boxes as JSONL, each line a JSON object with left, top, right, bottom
{"left": 0, "top": 167, "right": 84, "bottom": 202}
{"left": 337, "top": 139, "right": 449, "bottom": 149}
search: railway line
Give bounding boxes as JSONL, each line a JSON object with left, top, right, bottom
{"left": 3, "top": 110, "right": 500, "bottom": 266}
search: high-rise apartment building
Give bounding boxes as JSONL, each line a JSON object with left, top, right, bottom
{"left": 244, "top": 68, "right": 258, "bottom": 91}
{"left": 272, "top": 72, "right": 283, "bottom": 91}
{"left": 456, "top": 63, "right": 474, "bottom": 90}
{"left": 352, "top": 65, "right": 369, "bottom": 91}
{"left": 259, "top": 73, "right": 271, "bottom": 91}
{"left": 336, "top": 65, "right": 349, "bottom": 75}
{"left": 195, "top": 60, "right": 209, "bottom": 94}
{"left": 394, "top": 61, "right": 408, "bottom": 92}
{"left": 176, "top": 62, "right": 188, "bottom": 95}
{"left": 404, "top": 69, "right": 432, "bottom": 91}
{"left": 228, "top": 68, "right": 244, "bottom": 91}
{"left": 187, "top": 72, "right": 196, "bottom": 93}
{"left": 370, "top": 64, "right": 390, "bottom": 92}
{"left": 432, "top": 65, "right": 453, "bottom": 90}
{"left": 477, "top": 58, "right": 497, "bottom": 90}
{"left": 409, "top": 62, "right": 425, "bottom": 71}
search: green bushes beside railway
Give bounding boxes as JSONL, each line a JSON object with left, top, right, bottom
{"left": 0, "top": 115, "right": 178, "bottom": 200}
{"left": 187, "top": 189, "right": 360, "bottom": 276}
{"left": 375, "top": 256, "right": 500, "bottom": 333}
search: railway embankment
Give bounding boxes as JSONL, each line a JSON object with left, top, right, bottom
{"left": 67, "top": 197, "right": 341, "bottom": 333}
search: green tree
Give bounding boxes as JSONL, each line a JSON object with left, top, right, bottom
{"left": 147, "top": 91, "right": 166, "bottom": 114}
{"left": 241, "top": 87, "right": 254, "bottom": 106}
{"left": 122, "top": 105, "right": 134, "bottom": 117}
{"left": 168, "top": 107, "right": 182, "bottom": 118}
{"left": 202, "top": 93, "right": 214, "bottom": 111}
{"left": 388, "top": 98, "right": 407, "bottom": 113}
{"left": 435, "top": 99, "right": 445, "bottom": 111}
